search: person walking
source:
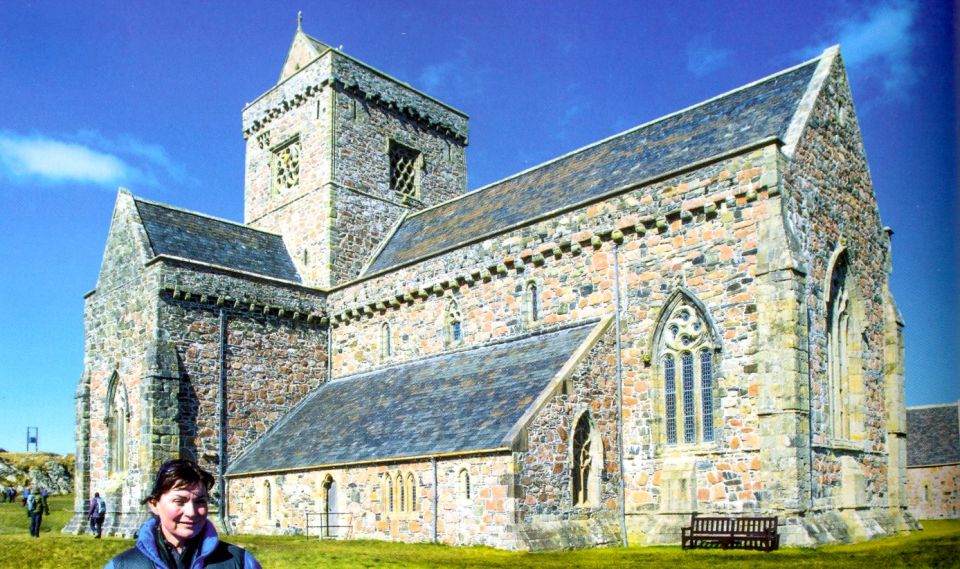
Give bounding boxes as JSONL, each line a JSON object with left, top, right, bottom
{"left": 88, "top": 492, "right": 107, "bottom": 538}
{"left": 105, "top": 459, "right": 262, "bottom": 568}
{"left": 26, "top": 487, "right": 49, "bottom": 537}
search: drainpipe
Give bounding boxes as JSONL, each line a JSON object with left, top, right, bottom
{"left": 613, "top": 243, "right": 628, "bottom": 548}
{"left": 431, "top": 457, "right": 438, "bottom": 543}
{"left": 327, "top": 320, "right": 333, "bottom": 384}
{"left": 217, "top": 308, "right": 230, "bottom": 533}
{"left": 806, "top": 306, "right": 815, "bottom": 513}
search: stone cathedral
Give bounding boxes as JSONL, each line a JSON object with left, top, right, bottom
{"left": 68, "top": 25, "right": 915, "bottom": 549}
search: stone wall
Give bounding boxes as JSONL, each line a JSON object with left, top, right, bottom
{"left": 68, "top": 192, "right": 162, "bottom": 535}
{"left": 154, "top": 262, "right": 328, "bottom": 489}
{"left": 228, "top": 453, "right": 520, "bottom": 548}
{"left": 780, "top": 53, "right": 912, "bottom": 541}
{"left": 243, "top": 47, "right": 468, "bottom": 288}
{"left": 907, "top": 465, "right": 960, "bottom": 519}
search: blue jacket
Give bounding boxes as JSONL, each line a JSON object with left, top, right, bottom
{"left": 104, "top": 517, "right": 261, "bottom": 569}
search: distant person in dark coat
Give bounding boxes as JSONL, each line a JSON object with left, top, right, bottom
{"left": 25, "top": 487, "right": 49, "bottom": 537}
{"left": 88, "top": 492, "right": 107, "bottom": 538}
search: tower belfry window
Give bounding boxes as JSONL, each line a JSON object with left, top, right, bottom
{"left": 389, "top": 141, "right": 421, "bottom": 199}
{"left": 271, "top": 135, "right": 301, "bottom": 194}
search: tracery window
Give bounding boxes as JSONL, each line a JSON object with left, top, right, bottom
{"left": 657, "top": 294, "right": 717, "bottom": 445}
{"left": 445, "top": 300, "right": 463, "bottom": 346}
{"left": 571, "top": 412, "right": 602, "bottom": 507}
{"left": 271, "top": 135, "right": 300, "bottom": 194}
{"left": 389, "top": 140, "right": 421, "bottom": 199}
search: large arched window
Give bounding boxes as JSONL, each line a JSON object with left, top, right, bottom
{"left": 825, "top": 250, "right": 864, "bottom": 440}
{"left": 396, "top": 472, "right": 405, "bottom": 513}
{"left": 655, "top": 292, "right": 718, "bottom": 445}
{"left": 571, "top": 411, "right": 602, "bottom": 507}
{"left": 444, "top": 300, "right": 463, "bottom": 347}
{"left": 105, "top": 372, "right": 128, "bottom": 474}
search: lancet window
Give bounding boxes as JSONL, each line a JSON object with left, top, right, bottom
{"left": 106, "top": 373, "right": 128, "bottom": 474}
{"left": 445, "top": 300, "right": 463, "bottom": 346}
{"left": 571, "top": 411, "right": 602, "bottom": 507}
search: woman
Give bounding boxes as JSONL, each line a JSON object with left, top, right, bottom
{"left": 106, "top": 459, "right": 261, "bottom": 569}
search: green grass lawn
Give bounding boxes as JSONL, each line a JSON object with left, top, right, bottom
{"left": 0, "top": 495, "right": 957, "bottom": 568}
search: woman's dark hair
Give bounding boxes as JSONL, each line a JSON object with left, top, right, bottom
{"left": 142, "top": 459, "right": 215, "bottom": 505}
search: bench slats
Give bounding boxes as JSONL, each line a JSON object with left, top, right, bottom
{"left": 681, "top": 515, "right": 779, "bottom": 551}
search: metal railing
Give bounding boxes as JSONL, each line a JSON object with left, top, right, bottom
{"left": 304, "top": 511, "right": 351, "bottom": 539}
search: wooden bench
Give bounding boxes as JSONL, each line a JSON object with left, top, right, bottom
{"left": 681, "top": 514, "right": 779, "bottom": 551}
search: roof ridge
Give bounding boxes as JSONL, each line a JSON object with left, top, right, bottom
{"left": 401, "top": 49, "right": 829, "bottom": 224}
{"left": 908, "top": 402, "right": 960, "bottom": 410}
{"left": 132, "top": 195, "right": 284, "bottom": 238}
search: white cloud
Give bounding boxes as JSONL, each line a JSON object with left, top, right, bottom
{"left": 797, "top": 1, "right": 919, "bottom": 96}
{"left": 686, "top": 35, "right": 733, "bottom": 77}
{"left": 418, "top": 45, "right": 489, "bottom": 99}
{"left": 0, "top": 131, "right": 189, "bottom": 190}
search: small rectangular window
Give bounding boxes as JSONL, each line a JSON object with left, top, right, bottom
{"left": 389, "top": 141, "right": 421, "bottom": 199}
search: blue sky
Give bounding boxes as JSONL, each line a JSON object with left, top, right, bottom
{"left": 0, "top": 1, "right": 955, "bottom": 455}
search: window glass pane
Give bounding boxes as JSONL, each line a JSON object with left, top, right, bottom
{"left": 682, "top": 352, "right": 696, "bottom": 443}
{"left": 664, "top": 355, "right": 676, "bottom": 445}
{"left": 700, "top": 350, "right": 714, "bottom": 442}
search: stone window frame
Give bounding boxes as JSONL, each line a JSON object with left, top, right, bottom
{"left": 524, "top": 279, "right": 541, "bottom": 325}
{"left": 823, "top": 246, "right": 866, "bottom": 445}
{"left": 262, "top": 480, "right": 272, "bottom": 524}
{"left": 382, "top": 473, "right": 394, "bottom": 515}
{"left": 650, "top": 289, "right": 722, "bottom": 451}
{"left": 321, "top": 474, "right": 338, "bottom": 538}
{"left": 270, "top": 134, "right": 301, "bottom": 197}
{"left": 406, "top": 472, "right": 417, "bottom": 512}
{"left": 388, "top": 139, "right": 423, "bottom": 200}
{"left": 380, "top": 321, "right": 392, "bottom": 361}
{"left": 457, "top": 468, "right": 471, "bottom": 502}
{"left": 570, "top": 410, "right": 603, "bottom": 508}
{"left": 105, "top": 371, "right": 129, "bottom": 476}
{"left": 444, "top": 299, "right": 463, "bottom": 348}
{"left": 382, "top": 470, "right": 417, "bottom": 519}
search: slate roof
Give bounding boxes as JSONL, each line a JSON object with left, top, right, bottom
{"left": 134, "top": 199, "right": 301, "bottom": 282}
{"left": 907, "top": 403, "right": 960, "bottom": 467}
{"left": 365, "top": 58, "right": 820, "bottom": 275}
{"left": 227, "top": 322, "right": 597, "bottom": 475}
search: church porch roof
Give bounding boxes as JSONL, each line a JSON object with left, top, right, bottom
{"left": 226, "top": 320, "right": 602, "bottom": 476}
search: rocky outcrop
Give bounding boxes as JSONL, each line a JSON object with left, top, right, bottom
{"left": 0, "top": 453, "right": 74, "bottom": 495}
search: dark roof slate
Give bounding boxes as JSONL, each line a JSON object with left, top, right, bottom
{"left": 907, "top": 403, "right": 960, "bottom": 467}
{"left": 365, "top": 59, "right": 819, "bottom": 275}
{"left": 134, "top": 199, "right": 301, "bottom": 282}
{"left": 227, "top": 322, "right": 596, "bottom": 475}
